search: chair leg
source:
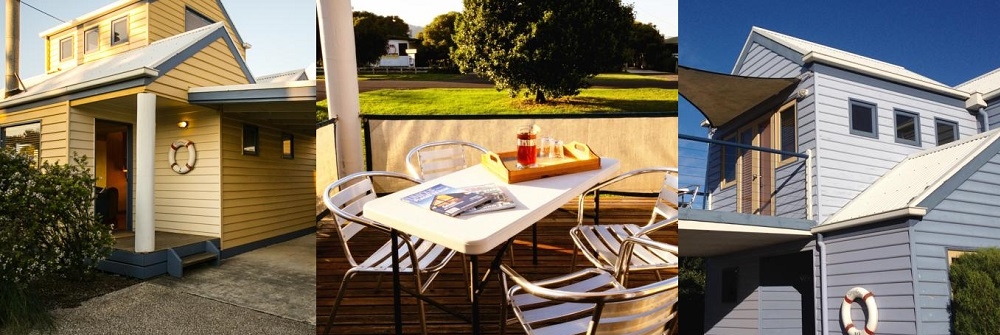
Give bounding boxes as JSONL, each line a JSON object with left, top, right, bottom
{"left": 324, "top": 271, "right": 356, "bottom": 335}
{"left": 570, "top": 244, "right": 579, "bottom": 272}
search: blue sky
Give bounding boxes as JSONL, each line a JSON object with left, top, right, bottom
{"left": 0, "top": 0, "right": 314, "bottom": 84}
{"left": 678, "top": 0, "right": 1000, "bottom": 204}
{"left": 352, "top": 0, "right": 678, "bottom": 37}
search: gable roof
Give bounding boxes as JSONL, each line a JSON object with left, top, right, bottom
{"left": 740, "top": 27, "right": 968, "bottom": 99}
{"left": 816, "top": 129, "right": 1000, "bottom": 232}
{"left": 955, "top": 67, "right": 1000, "bottom": 100}
{"left": 1, "top": 22, "right": 253, "bottom": 109}
{"left": 255, "top": 69, "right": 308, "bottom": 83}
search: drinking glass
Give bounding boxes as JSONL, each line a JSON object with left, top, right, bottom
{"left": 516, "top": 125, "right": 539, "bottom": 168}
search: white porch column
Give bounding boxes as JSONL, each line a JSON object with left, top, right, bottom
{"left": 135, "top": 93, "right": 156, "bottom": 252}
{"left": 317, "top": 0, "right": 364, "bottom": 177}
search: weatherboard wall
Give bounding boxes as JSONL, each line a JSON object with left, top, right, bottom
{"left": 984, "top": 96, "right": 1000, "bottom": 130}
{"left": 44, "top": 2, "right": 149, "bottom": 74}
{"left": 147, "top": 0, "right": 246, "bottom": 58}
{"left": 0, "top": 102, "right": 70, "bottom": 164}
{"left": 912, "top": 152, "right": 1000, "bottom": 334}
{"left": 145, "top": 37, "right": 251, "bottom": 102}
{"left": 733, "top": 40, "right": 802, "bottom": 78}
{"left": 809, "top": 63, "right": 975, "bottom": 222}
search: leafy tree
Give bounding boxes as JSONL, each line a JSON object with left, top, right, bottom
{"left": 353, "top": 11, "right": 409, "bottom": 66}
{"left": 453, "top": 0, "right": 634, "bottom": 103}
{"left": 415, "top": 12, "right": 460, "bottom": 70}
{"left": 626, "top": 22, "right": 671, "bottom": 71}
{"left": 678, "top": 257, "right": 706, "bottom": 335}
{"left": 950, "top": 248, "right": 1000, "bottom": 334}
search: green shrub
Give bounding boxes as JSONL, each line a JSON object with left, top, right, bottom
{"left": 950, "top": 247, "right": 1000, "bottom": 334}
{"left": 0, "top": 149, "right": 115, "bottom": 331}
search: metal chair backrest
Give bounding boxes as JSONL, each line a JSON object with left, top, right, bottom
{"left": 591, "top": 278, "right": 679, "bottom": 335}
{"left": 322, "top": 171, "right": 420, "bottom": 267}
{"left": 652, "top": 168, "right": 679, "bottom": 225}
{"left": 405, "top": 140, "right": 489, "bottom": 181}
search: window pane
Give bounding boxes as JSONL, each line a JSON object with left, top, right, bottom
{"left": 722, "top": 136, "right": 737, "bottom": 183}
{"left": 243, "top": 125, "right": 259, "bottom": 156}
{"left": 85, "top": 29, "right": 99, "bottom": 53}
{"left": 851, "top": 103, "right": 873, "bottom": 133}
{"left": 60, "top": 37, "right": 73, "bottom": 60}
{"left": 780, "top": 108, "right": 796, "bottom": 160}
{"left": 937, "top": 121, "right": 957, "bottom": 145}
{"left": 185, "top": 8, "right": 214, "bottom": 31}
{"left": 282, "top": 133, "right": 294, "bottom": 159}
{"left": 895, "top": 111, "right": 918, "bottom": 144}
{"left": 112, "top": 17, "right": 129, "bottom": 45}
{"left": 3, "top": 123, "right": 41, "bottom": 163}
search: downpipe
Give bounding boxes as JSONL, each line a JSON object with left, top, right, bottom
{"left": 817, "top": 233, "right": 828, "bottom": 334}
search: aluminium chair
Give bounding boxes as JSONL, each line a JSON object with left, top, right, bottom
{"left": 322, "top": 171, "right": 458, "bottom": 335}
{"left": 500, "top": 235, "right": 679, "bottom": 335}
{"left": 405, "top": 140, "right": 490, "bottom": 181}
{"left": 570, "top": 167, "right": 679, "bottom": 284}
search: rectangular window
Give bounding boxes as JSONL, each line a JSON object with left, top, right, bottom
{"left": 721, "top": 267, "right": 739, "bottom": 303}
{"left": 894, "top": 109, "right": 920, "bottom": 146}
{"left": 777, "top": 102, "right": 797, "bottom": 164}
{"left": 111, "top": 16, "right": 129, "bottom": 46}
{"left": 936, "top": 119, "right": 959, "bottom": 146}
{"left": 59, "top": 36, "right": 73, "bottom": 61}
{"left": 282, "top": 133, "right": 294, "bottom": 159}
{"left": 398, "top": 42, "right": 409, "bottom": 56}
{"left": 185, "top": 7, "right": 214, "bottom": 31}
{"left": 721, "top": 133, "right": 737, "bottom": 188}
{"left": 84, "top": 28, "right": 99, "bottom": 53}
{"left": 242, "top": 124, "right": 259, "bottom": 156}
{"left": 849, "top": 99, "right": 878, "bottom": 138}
{"left": 2, "top": 122, "right": 42, "bottom": 163}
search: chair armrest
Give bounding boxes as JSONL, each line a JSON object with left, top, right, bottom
{"left": 576, "top": 167, "right": 677, "bottom": 226}
{"left": 636, "top": 217, "right": 678, "bottom": 235}
{"left": 500, "top": 264, "right": 677, "bottom": 303}
{"left": 614, "top": 235, "right": 678, "bottom": 281}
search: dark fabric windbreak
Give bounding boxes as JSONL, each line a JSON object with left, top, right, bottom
{"left": 679, "top": 66, "right": 800, "bottom": 127}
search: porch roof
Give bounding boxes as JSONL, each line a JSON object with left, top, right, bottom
{"left": 817, "top": 128, "right": 1000, "bottom": 232}
{"left": 678, "top": 66, "right": 799, "bottom": 127}
{"left": 679, "top": 208, "right": 813, "bottom": 257}
{"left": 188, "top": 80, "right": 317, "bottom": 135}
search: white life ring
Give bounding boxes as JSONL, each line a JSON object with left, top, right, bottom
{"left": 841, "top": 287, "right": 878, "bottom": 335}
{"left": 168, "top": 139, "right": 197, "bottom": 174}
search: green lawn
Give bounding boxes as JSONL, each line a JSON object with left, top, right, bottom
{"left": 359, "top": 88, "right": 677, "bottom": 115}
{"left": 357, "top": 73, "right": 468, "bottom": 81}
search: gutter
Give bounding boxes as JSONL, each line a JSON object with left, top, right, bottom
{"left": 812, "top": 207, "right": 926, "bottom": 233}
{"left": 802, "top": 52, "right": 969, "bottom": 99}
{"left": 0, "top": 67, "right": 158, "bottom": 109}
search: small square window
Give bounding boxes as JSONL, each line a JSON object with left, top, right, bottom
{"left": 721, "top": 267, "right": 739, "bottom": 303}
{"left": 111, "top": 17, "right": 129, "bottom": 46}
{"left": 282, "top": 133, "right": 294, "bottom": 159}
{"left": 59, "top": 37, "right": 73, "bottom": 61}
{"left": 849, "top": 99, "right": 878, "bottom": 138}
{"left": 936, "top": 119, "right": 959, "bottom": 146}
{"left": 894, "top": 109, "right": 920, "bottom": 146}
{"left": 242, "top": 124, "right": 259, "bottom": 156}
{"left": 721, "top": 134, "right": 737, "bottom": 188}
{"left": 84, "top": 28, "right": 99, "bottom": 53}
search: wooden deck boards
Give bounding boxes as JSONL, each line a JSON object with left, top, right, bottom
{"left": 316, "top": 198, "right": 678, "bottom": 335}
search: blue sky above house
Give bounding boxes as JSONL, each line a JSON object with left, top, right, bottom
{"left": 678, "top": 0, "right": 1000, "bottom": 202}
{"left": 0, "top": 0, "right": 314, "bottom": 83}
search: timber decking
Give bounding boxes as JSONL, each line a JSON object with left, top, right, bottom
{"left": 317, "top": 198, "right": 678, "bottom": 335}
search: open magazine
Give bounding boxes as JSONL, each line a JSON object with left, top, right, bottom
{"left": 400, "top": 183, "right": 516, "bottom": 216}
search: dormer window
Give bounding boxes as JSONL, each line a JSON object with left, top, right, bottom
{"left": 59, "top": 36, "right": 73, "bottom": 61}
{"left": 111, "top": 16, "right": 129, "bottom": 46}
{"left": 185, "top": 7, "right": 214, "bottom": 31}
{"left": 84, "top": 27, "right": 100, "bottom": 53}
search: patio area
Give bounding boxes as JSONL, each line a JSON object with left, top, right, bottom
{"left": 316, "top": 197, "right": 678, "bottom": 334}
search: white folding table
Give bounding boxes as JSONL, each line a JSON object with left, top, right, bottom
{"left": 364, "top": 157, "right": 621, "bottom": 334}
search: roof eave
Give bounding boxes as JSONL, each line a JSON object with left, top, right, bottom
{"left": 39, "top": 0, "right": 141, "bottom": 37}
{"left": 803, "top": 52, "right": 969, "bottom": 99}
{"left": 0, "top": 68, "right": 158, "bottom": 109}
{"left": 812, "top": 207, "right": 926, "bottom": 233}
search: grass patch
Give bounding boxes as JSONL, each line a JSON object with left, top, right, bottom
{"left": 359, "top": 88, "right": 677, "bottom": 115}
{"left": 358, "top": 73, "right": 468, "bottom": 81}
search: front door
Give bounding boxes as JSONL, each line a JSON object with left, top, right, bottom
{"left": 737, "top": 115, "right": 775, "bottom": 215}
{"left": 95, "top": 120, "right": 131, "bottom": 231}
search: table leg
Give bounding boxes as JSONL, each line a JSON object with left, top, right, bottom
{"left": 470, "top": 255, "right": 480, "bottom": 335}
{"left": 391, "top": 229, "right": 403, "bottom": 334}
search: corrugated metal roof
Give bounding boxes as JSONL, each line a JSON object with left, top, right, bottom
{"left": 254, "top": 69, "right": 308, "bottom": 83}
{"left": 3, "top": 23, "right": 227, "bottom": 106}
{"left": 955, "top": 67, "right": 1000, "bottom": 96}
{"left": 821, "top": 129, "right": 1000, "bottom": 225}
{"left": 750, "top": 27, "right": 959, "bottom": 95}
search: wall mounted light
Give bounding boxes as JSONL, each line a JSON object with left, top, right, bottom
{"left": 177, "top": 121, "right": 189, "bottom": 128}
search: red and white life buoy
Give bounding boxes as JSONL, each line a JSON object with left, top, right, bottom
{"left": 841, "top": 287, "right": 878, "bottom": 335}
{"left": 168, "top": 139, "right": 197, "bottom": 174}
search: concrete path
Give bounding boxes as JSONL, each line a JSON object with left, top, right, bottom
{"left": 41, "top": 235, "right": 316, "bottom": 334}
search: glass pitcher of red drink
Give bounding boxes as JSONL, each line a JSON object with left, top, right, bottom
{"left": 516, "top": 125, "right": 539, "bottom": 169}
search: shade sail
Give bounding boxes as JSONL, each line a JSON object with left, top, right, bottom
{"left": 679, "top": 66, "right": 800, "bottom": 127}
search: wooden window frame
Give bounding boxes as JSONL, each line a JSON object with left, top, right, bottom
{"left": 110, "top": 16, "right": 129, "bottom": 46}
{"left": 849, "top": 99, "right": 878, "bottom": 139}
{"left": 775, "top": 100, "right": 798, "bottom": 167}
{"left": 281, "top": 133, "right": 294, "bottom": 160}
{"left": 1, "top": 121, "right": 43, "bottom": 164}
{"left": 84, "top": 27, "right": 100, "bottom": 54}
{"left": 893, "top": 109, "right": 921, "bottom": 147}
{"left": 720, "top": 133, "right": 738, "bottom": 189}
{"left": 935, "top": 118, "right": 959, "bottom": 146}
{"left": 59, "top": 36, "right": 74, "bottom": 61}
{"left": 242, "top": 124, "right": 259, "bottom": 156}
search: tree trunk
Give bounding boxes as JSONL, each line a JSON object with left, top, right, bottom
{"left": 534, "top": 90, "right": 546, "bottom": 103}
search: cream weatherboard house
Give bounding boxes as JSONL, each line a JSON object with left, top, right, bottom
{"left": 1, "top": 0, "right": 316, "bottom": 278}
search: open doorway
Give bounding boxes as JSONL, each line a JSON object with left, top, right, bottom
{"left": 95, "top": 120, "right": 131, "bottom": 231}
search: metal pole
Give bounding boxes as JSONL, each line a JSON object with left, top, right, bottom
{"left": 317, "top": 0, "right": 364, "bottom": 178}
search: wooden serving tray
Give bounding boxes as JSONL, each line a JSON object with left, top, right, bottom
{"left": 482, "top": 141, "right": 601, "bottom": 183}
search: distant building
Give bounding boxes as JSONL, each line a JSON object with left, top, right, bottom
{"left": 378, "top": 38, "right": 415, "bottom": 67}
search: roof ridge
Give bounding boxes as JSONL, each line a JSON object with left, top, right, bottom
{"left": 752, "top": 26, "right": 907, "bottom": 71}
{"left": 954, "top": 66, "right": 1000, "bottom": 92}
